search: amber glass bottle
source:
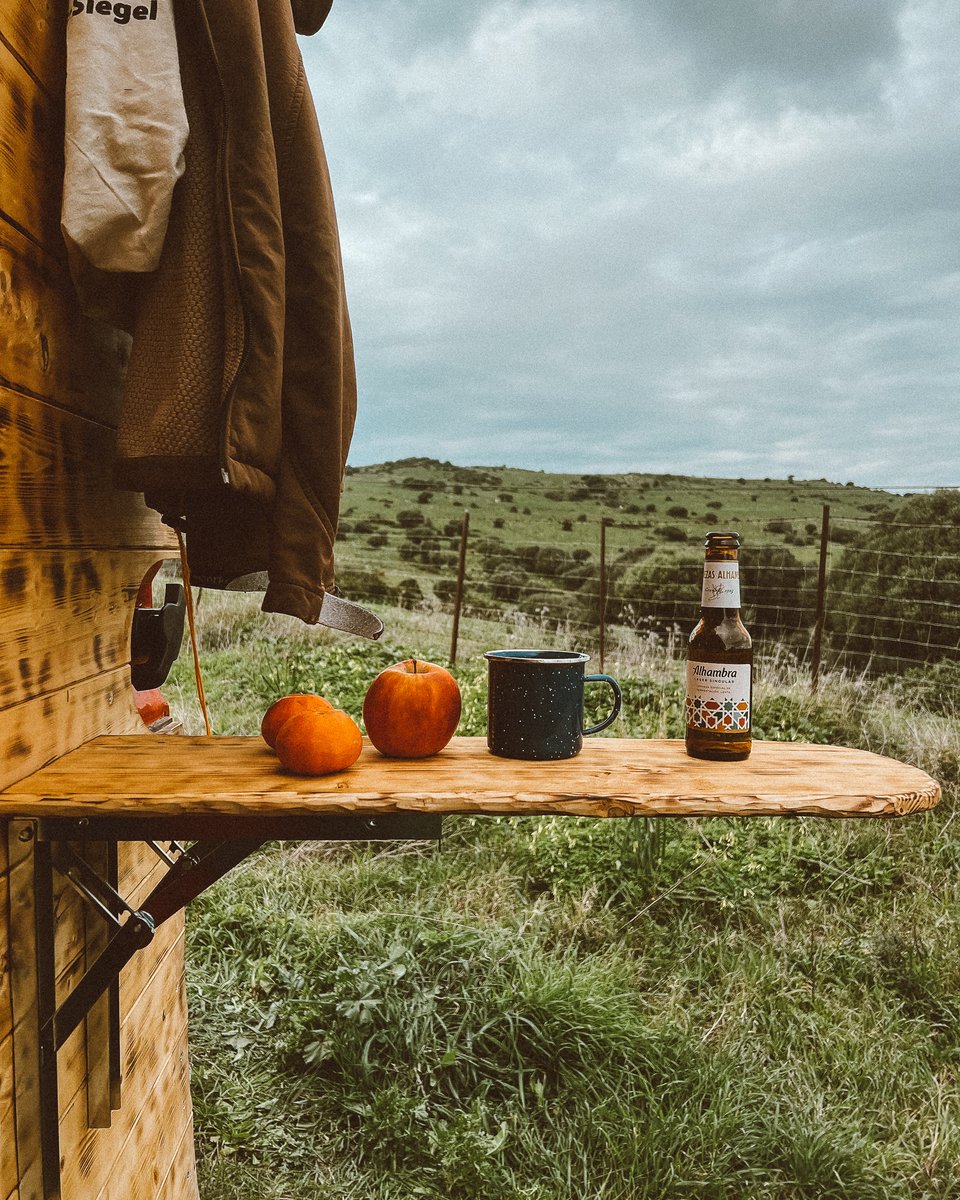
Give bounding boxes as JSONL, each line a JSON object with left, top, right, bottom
{"left": 685, "top": 531, "right": 752, "bottom": 760}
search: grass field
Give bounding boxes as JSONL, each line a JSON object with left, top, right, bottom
{"left": 332, "top": 460, "right": 901, "bottom": 607}
{"left": 166, "top": 588, "right": 960, "bottom": 1200}
{"left": 340, "top": 459, "right": 894, "bottom": 556}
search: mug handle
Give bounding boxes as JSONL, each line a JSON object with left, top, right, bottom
{"left": 582, "top": 674, "right": 622, "bottom": 736}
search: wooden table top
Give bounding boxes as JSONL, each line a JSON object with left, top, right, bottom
{"left": 0, "top": 735, "right": 941, "bottom": 820}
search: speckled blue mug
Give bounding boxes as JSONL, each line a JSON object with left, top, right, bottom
{"left": 485, "top": 650, "right": 622, "bottom": 760}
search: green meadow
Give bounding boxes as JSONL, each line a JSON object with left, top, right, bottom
{"left": 166, "top": 562, "right": 959, "bottom": 1199}
{"left": 331, "top": 460, "right": 899, "bottom": 612}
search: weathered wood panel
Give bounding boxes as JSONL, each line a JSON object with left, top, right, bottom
{"left": 6, "top": 820, "right": 45, "bottom": 1200}
{"left": 5, "top": 840, "right": 169, "bottom": 1043}
{"left": 0, "top": 667, "right": 147, "bottom": 791}
{"left": 0, "top": 835, "right": 16, "bottom": 1198}
{"left": 0, "top": 13, "right": 63, "bottom": 253}
{"left": 0, "top": 229, "right": 131, "bottom": 421}
{"left": 151, "top": 1119, "right": 199, "bottom": 1200}
{"left": 84, "top": 1025, "right": 193, "bottom": 1200}
{"left": 0, "top": 735, "right": 941, "bottom": 821}
{"left": 5, "top": 830, "right": 196, "bottom": 1200}
{"left": 58, "top": 926, "right": 190, "bottom": 1198}
{"left": 0, "top": 550, "right": 171, "bottom": 710}
{"left": 0, "top": 1028, "right": 17, "bottom": 1199}
{"left": 55, "top": 852, "right": 176, "bottom": 1114}
{"left": 0, "top": 0, "right": 63, "bottom": 108}
{"left": 81, "top": 842, "right": 114, "bottom": 1129}
{"left": 0, "top": 386, "right": 176, "bottom": 551}
{"left": 0, "top": 1, "right": 197, "bottom": 1186}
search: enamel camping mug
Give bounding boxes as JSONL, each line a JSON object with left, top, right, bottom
{"left": 485, "top": 650, "right": 622, "bottom": 761}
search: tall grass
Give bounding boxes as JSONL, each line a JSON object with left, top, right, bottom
{"left": 172, "top": 593, "right": 960, "bottom": 1199}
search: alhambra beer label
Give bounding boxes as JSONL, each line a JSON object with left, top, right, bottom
{"left": 700, "top": 562, "right": 740, "bottom": 608}
{"left": 685, "top": 662, "right": 751, "bottom": 733}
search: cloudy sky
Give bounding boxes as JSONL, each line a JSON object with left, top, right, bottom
{"left": 300, "top": 0, "right": 959, "bottom": 487}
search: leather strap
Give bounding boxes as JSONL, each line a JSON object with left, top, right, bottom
{"left": 318, "top": 592, "right": 384, "bottom": 640}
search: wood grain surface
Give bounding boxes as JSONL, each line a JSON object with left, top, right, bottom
{"left": 1, "top": 735, "right": 942, "bottom": 820}
{"left": 0, "top": 385, "right": 176, "bottom": 551}
{"left": 0, "top": 550, "right": 173, "bottom": 709}
{"left": 0, "top": 1, "right": 195, "bottom": 1191}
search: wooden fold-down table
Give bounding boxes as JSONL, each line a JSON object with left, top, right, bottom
{"left": 0, "top": 734, "right": 941, "bottom": 1200}
{"left": 2, "top": 732, "right": 941, "bottom": 822}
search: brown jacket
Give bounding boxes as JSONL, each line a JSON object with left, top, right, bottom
{"left": 113, "top": 0, "right": 354, "bottom": 624}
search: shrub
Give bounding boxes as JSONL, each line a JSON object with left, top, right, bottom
{"left": 654, "top": 524, "right": 687, "bottom": 543}
{"left": 489, "top": 566, "right": 527, "bottom": 603}
{"left": 616, "top": 551, "right": 700, "bottom": 629}
{"left": 396, "top": 578, "right": 425, "bottom": 608}
{"left": 666, "top": 505, "right": 688, "bottom": 519}
{"left": 433, "top": 578, "right": 456, "bottom": 604}
{"left": 332, "top": 566, "right": 394, "bottom": 603}
{"left": 827, "top": 489, "right": 960, "bottom": 669}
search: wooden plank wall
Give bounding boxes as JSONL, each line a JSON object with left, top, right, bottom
{"left": 0, "top": 3, "right": 197, "bottom": 1198}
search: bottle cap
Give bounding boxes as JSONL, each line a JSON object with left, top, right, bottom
{"left": 704, "top": 531, "right": 741, "bottom": 549}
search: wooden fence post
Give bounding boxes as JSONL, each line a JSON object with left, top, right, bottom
{"left": 449, "top": 510, "right": 469, "bottom": 664}
{"left": 599, "top": 517, "right": 609, "bottom": 672}
{"left": 811, "top": 503, "right": 830, "bottom": 690}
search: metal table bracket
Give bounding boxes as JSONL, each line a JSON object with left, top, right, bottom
{"left": 11, "top": 811, "right": 441, "bottom": 1200}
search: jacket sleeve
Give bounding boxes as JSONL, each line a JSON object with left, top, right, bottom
{"left": 292, "top": 0, "right": 334, "bottom": 36}
{"left": 61, "top": 0, "right": 189, "bottom": 274}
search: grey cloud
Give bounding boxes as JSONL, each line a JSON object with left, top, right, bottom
{"left": 652, "top": 0, "right": 903, "bottom": 104}
{"left": 303, "top": 0, "right": 960, "bottom": 487}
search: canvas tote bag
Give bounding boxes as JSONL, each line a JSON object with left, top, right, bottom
{"left": 62, "top": 0, "right": 189, "bottom": 273}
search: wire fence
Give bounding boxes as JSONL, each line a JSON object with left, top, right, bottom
{"left": 335, "top": 490, "right": 960, "bottom": 706}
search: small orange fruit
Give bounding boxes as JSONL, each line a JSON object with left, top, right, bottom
{"left": 274, "top": 708, "right": 363, "bottom": 776}
{"left": 261, "top": 693, "right": 334, "bottom": 749}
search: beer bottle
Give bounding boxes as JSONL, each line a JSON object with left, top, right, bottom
{"left": 685, "top": 531, "right": 752, "bottom": 760}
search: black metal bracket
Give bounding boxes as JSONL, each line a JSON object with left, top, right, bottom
{"left": 130, "top": 582, "right": 186, "bottom": 690}
{"left": 22, "top": 810, "right": 441, "bottom": 1200}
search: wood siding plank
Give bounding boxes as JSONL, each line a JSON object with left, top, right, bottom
{"left": 58, "top": 928, "right": 192, "bottom": 1200}
{"left": 0, "top": 386, "right": 176, "bottom": 552}
{"left": 0, "top": 0, "right": 64, "bottom": 100}
{"left": 0, "top": 549, "right": 173, "bottom": 711}
{"left": 0, "top": 667, "right": 145, "bottom": 791}
{"left": 151, "top": 1116, "right": 199, "bottom": 1200}
{"left": 6, "top": 823, "right": 42, "bottom": 1200}
{"left": 0, "top": 230, "right": 131, "bottom": 422}
{"left": 0, "top": 1029, "right": 17, "bottom": 1200}
{"left": 0, "top": 17, "right": 63, "bottom": 253}
{"left": 1, "top": 1, "right": 198, "bottom": 1193}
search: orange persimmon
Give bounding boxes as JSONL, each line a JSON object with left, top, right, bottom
{"left": 274, "top": 707, "right": 363, "bottom": 776}
{"left": 261, "top": 693, "right": 334, "bottom": 749}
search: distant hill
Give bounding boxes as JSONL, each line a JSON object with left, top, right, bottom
{"left": 333, "top": 459, "right": 902, "bottom": 624}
